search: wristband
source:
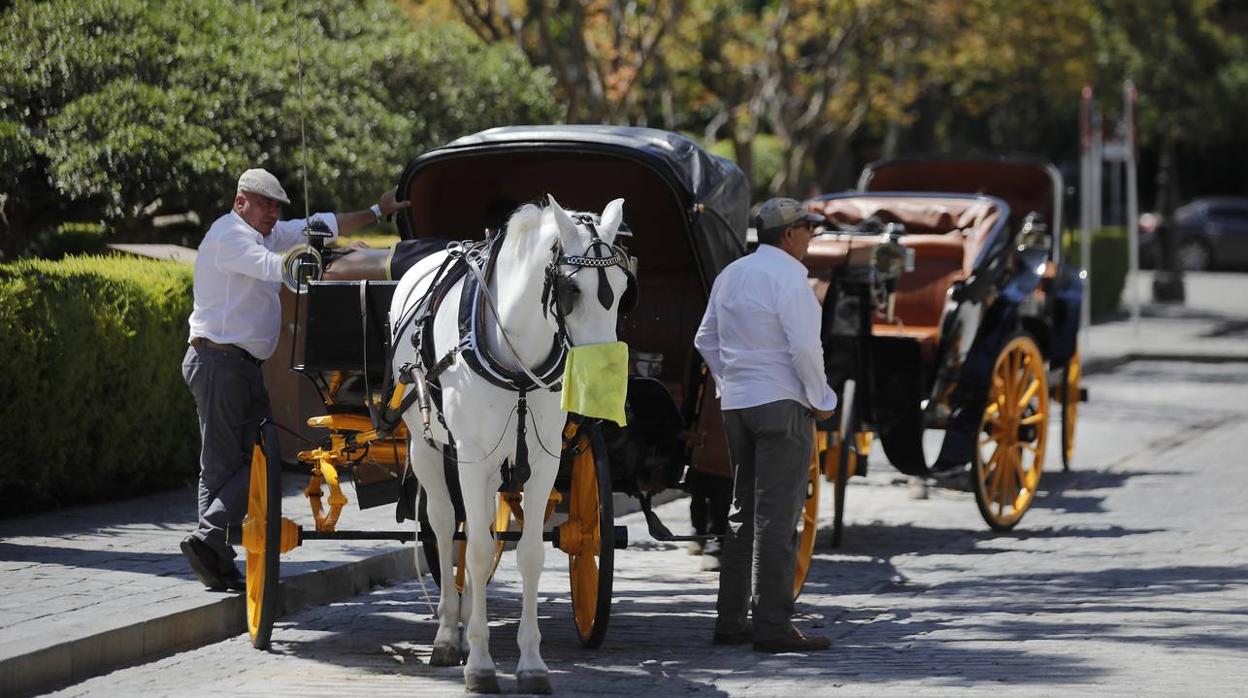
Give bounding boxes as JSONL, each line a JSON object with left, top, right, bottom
{"left": 370, "top": 203, "right": 383, "bottom": 223}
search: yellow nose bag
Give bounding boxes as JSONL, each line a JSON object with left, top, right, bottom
{"left": 561, "top": 341, "right": 629, "bottom": 426}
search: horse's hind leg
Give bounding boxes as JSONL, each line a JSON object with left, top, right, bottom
{"left": 409, "top": 439, "right": 462, "bottom": 666}
{"left": 514, "top": 457, "right": 557, "bottom": 695}
{"left": 460, "top": 466, "right": 500, "bottom": 693}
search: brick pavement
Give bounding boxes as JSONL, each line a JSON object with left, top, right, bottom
{"left": 7, "top": 271, "right": 1248, "bottom": 696}
{"left": 38, "top": 360, "right": 1248, "bottom": 697}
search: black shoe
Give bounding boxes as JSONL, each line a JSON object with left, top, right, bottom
{"left": 218, "top": 564, "right": 246, "bottom": 592}
{"left": 711, "top": 622, "right": 753, "bottom": 645}
{"left": 928, "top": 462, "right": 972, "bottom": 492}
{"left": 753, "top": 628, "right": 831, "bottom": 653}
{"left": 181, "top": 536, "right": 226, "bottom": 591}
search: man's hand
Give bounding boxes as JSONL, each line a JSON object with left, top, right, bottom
{"left": 379, "top": 187, "right": 412, "bottom": 217}
{"left": 813, "top": 408, "right": 836, "bottom": 422}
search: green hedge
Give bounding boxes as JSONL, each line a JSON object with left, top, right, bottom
{"left": 1064, "top": 227, "right": 1128, "bottom": 319}
{"left": 0, "top": 255, "right": 198, "bottom": 515}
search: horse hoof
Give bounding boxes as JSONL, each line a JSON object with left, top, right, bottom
{"left": 430, "top": 642, "right": 461, "bottom": 666}
{"left": 516, "top": 670, "right": 553, "bottom": 695}
{"left": 464, "top": 669, "right": 500, "bottom": 694}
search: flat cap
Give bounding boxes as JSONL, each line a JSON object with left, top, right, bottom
{"left": 237, "top": 168, "right": 290, "bottom": 205}
{"left": 755, "top": 197, "right": 824, "bottom": 233}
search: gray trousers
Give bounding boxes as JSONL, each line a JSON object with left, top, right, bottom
{"left": 181, "top": 345, "right": 270, "bottom": 565}
{"left": 715, "top": 399, "right": 814, "bottom": 641}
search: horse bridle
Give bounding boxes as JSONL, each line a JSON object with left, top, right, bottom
{"left": 540, "top": 214, "right": 637, "bottom": 340}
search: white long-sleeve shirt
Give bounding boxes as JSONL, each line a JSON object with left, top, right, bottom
{"left": 694, "top": 244, "right": 837, "bottom": 412}
{"left": 187, "top": 210, "right": 338, "bottom": 360}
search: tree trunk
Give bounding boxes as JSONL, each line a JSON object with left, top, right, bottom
{"left": 1151, "top": 132, "right": 1186, "bottom": 302}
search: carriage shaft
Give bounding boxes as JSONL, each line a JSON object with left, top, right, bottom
{"left": 296, "top": 526, "right": 629, "bottom": 548}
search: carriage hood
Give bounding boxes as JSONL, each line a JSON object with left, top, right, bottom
{"left": 395, "top": 125, "right": 749, "bottom": 289}
{"left": 858, "top": 154, "right": 1063, "bottom": 240}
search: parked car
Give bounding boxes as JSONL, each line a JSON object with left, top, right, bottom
{"left": 1138, "top": 197, "right": 1248, "bottom": 271}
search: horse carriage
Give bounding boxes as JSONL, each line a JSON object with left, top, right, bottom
{"left": 237, "top": 126, "right": 809, "bottom": 690}
{"left": 803, "top": 155, "right": 1086, "bottom": 543}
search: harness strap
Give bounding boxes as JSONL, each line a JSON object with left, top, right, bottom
{"left": 460, "top": 247, "right": 565, "bottom": 392}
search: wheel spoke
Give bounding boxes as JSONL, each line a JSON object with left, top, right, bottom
{"left": 986, "top": 444, "right": 1003, "bottom": 467}
{"left": 1018, "top": 378, "right": 1041, "bottom": 409}
{"left": 1012, "top": 448, "right": 1028, "bottom": 488}
{"left": 993, "top": 451, "right": 1010, "bottom": 511}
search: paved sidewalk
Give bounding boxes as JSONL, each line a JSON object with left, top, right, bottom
{"left": 2, "top": 272, "right": 1245, "bottom": 696}
{"left": 1081, "top": 271, "right": 1248, "bottom": 371}
{"left": 0, "top": 474, "right": 418, "bottom": 697}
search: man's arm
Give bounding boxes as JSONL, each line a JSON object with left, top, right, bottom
{"left": 778, "top": 281, "right": 838, "bottom": 412}
{"left": 269, "top": 212, "right": 339, "bottom": 251}
{"left": 270, "top": 188, "right": 413, "bottom": 250}
{"left": 694, "top": 283, "right": 727, "bottom": 383}
{"left": 335, "top": 187, "right": 412, "bottom": 237}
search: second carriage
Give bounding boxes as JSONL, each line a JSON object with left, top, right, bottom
{"left": 803, "top": 155, "right": 1087, "bottom": 543}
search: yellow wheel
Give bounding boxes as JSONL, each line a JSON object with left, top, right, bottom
{"left": 244, "top": 422, "right": 281, "bottom": 650}
{"left": 1060, "top": 348, "right": 1081, "bottom": 471}
{"left": 565, "top": 425, "right": 614, "bottom": 648}
{"left": 794, "top": 434, "right": 820, "bottom": 599}
{"left": 973, "top": 334, "right": 1049, "bottom": 531}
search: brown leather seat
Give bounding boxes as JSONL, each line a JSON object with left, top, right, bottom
{"left": 804, "top": 196, "right": 1005, "bottom": 365}
{"left": 870, "top": 233, "right": 964, "bottom": 363}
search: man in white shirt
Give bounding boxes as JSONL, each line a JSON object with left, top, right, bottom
{"left": 695, "top": 197, "right": 838, "bottom": 653}
{"left": 179, "top": 168, "right": 410, "bottom": 591}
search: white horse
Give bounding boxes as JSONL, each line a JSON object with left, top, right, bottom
{"left": 390, "top": 196, "right": 630, "bottom": 694}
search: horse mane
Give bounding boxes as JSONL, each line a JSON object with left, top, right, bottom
{"left": 500, "top": 202, "right": 598, "bottom": 261}
{"left": 497, "top": 203, "right": 544, "bottom": 262}
{"left": 506, "top": 203, "right": 544, "bottom": 238}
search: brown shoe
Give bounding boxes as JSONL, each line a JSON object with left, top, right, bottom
{"left": 181, "top": 536, "right": 226, "bottom": 591}
{"left": 711, "top": 622, "right": 753, "bottom": 645}
{"left": 753, "top": 628, "right": 830, "bottom": 653}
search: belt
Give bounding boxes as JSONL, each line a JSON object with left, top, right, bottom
{"left": 191, "top": 337, "right": 264, "bottom": 366}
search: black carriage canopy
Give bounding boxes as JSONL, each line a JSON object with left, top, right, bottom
{"left": 395, "top": 125, "right": 749, "bottom": 289}
{"left": 394, "top": 125, "right": 750, "bottom": 398}
{"left": 858, "top": 154, "right": 1063, "bottom": 260}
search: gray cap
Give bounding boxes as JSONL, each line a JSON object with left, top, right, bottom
{"left": 237, "top": 168, "right": 290, "bottom": 205}
{"left": 755, "top": 197, "right": 824, "bottom": 233}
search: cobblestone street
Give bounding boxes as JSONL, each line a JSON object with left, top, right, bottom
{"left": 45, "top": 359, "right": 1248, "bottom": 696}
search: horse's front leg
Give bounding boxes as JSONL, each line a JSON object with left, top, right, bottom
{"left": 515, "top": 453, "right": 558, "bottom": 695}
{"left": 408, "top": 439, "right": 463, "bottom": 666}
{"left": 460, "top": 463, "right": 500, "bottom": 693}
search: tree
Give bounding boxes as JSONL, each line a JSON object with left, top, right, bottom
{"left": 0, "top": 0, "right": 559, "bottom": 258}
{"left": 1092, "top": 0, "right": 1248, "bottom": 293}
{"left": 409, "top": 0, "right": 687, "bottom": 124}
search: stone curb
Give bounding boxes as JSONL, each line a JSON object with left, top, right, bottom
{"left": 3, "top": 548, "right": 417, "bottom": 698}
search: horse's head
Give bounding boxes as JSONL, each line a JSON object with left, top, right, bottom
{"left": 532, "top": 195, "right": 634, "bottom": 346}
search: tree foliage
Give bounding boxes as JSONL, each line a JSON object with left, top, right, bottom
{"left": 0, "top": 0, "right": 559, "bottom": 258}
{"left": 408, "top": 0, "right": 1245, "bottom": 202}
